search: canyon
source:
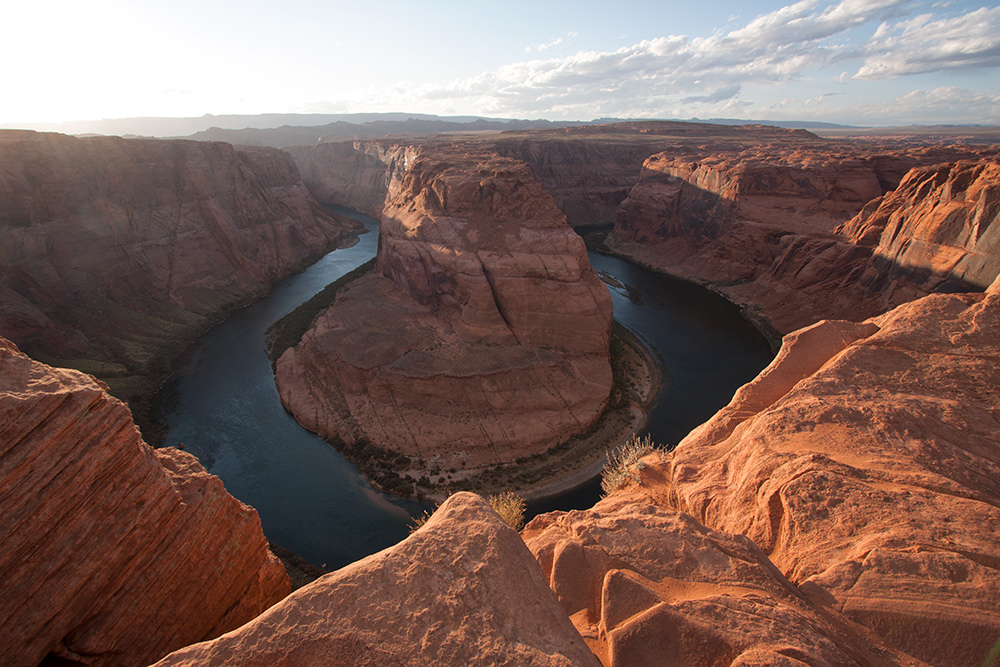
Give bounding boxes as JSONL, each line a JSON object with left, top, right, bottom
{"left": 2, "top": 121, "right": 999, "bottom": 666}
{"left": 0, "top": 130, "right": 362, "bottom": 409}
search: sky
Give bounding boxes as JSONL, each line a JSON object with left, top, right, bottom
{"left": 4, "top": 0, "right": 999, "bottom": 127}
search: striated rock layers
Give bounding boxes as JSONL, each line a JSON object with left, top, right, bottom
{"left": 596, "top": 279, "right": 1000, "bottom": 667}
{"left": 524, "top": 493, "right": 921, "bottom": 667}
{"left": 840, "top": 159, "right": 1000, "bottom": 303}
{"left": 0, "top": 130, "right": 361, "bottom": 399}
{"left": 609, "top": 142, "right": 1000, "bottom": 336}
{"left": 275, "top": 147, "right": 613, "bottom": 467}
{"left": 153, "top": 493, "right": 602, "bottom": 667}
{"left": 0, "top": 336, "right": 290, "bottom": 667}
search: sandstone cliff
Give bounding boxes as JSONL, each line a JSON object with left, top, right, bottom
{"left": 275, "top": 146, "right": 613, "bottom": 469}
{"left": 579, "top": 280, "right": 1000, "bottom": 667}
{"left": 0, "top": 130, "right": 362, "bottom": 402}
{"left": 153, "top": 493, "right": 601, "bottom": 667}
{"left": 284, "top": 140, "right": 399, "bottom": 218}
{"left": 0, "top": 336, "right": 290, "bottom": 667}
{"left": 840, "top": 159, "right": 1000, "bottom": 303}
{"left": 609, "top": 144, "right": 999, "bottom": 336}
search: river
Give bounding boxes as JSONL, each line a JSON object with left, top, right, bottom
{"left": 153, "top": 208, "right": 773, "bottom": 570}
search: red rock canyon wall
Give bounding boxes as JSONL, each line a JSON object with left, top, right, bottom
{"left": 0, "top": 130, "right": 361, "bottom": 399}
{"left": 0, "top": 337, "right": 289, "bottom": 666}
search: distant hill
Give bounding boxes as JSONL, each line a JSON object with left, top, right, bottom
{"left": 1, "top": 112, "right": 867, "bottom": 141}
{"left": 179, "top": 117, "right": 592, "bottom": 147}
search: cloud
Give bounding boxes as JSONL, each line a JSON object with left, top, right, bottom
{"left": 680, "top": 85, "right": 742, "bottom": 104}
{"left": 855, "top": 6, "right": 1000, "bottom": 79}
{"left": 398, "top": 0, "right": 921, "bottom": 116}
{"left": 325, "top": 0, "right": 999, "bottom": 122}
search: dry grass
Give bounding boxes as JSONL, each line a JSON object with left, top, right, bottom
{"left": 601, "top": 434, "right": 662, "bottom": 496}
{"left": 487, "top": 492, "right": 526, "bottom": 531}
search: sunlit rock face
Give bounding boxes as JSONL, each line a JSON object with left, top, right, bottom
{"left": 0, "top": 336, "right": 290, "bottom": 667}
{"left": 524, "top": 493, "right": 919, "bottom": 667}
{"left": 275, "top": 146, "right": 613, "bottom": 468}
{"left": 606, "top": 279, "right": 1000, "bottom": 667}
{"left": 839, "top": 159, "right": 1000, "bottom": 304}
{"left": 0, "top": 130, "right": 361, "bottom": 396}
{"left": 153, "top": 493, "right": 602, "bottom": 667}
{"left": 608, "top": 141, "right": 1000, "bottom": 336}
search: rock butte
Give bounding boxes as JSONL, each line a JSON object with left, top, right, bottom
{"left": 0, "top": 129, "right": 361, "bottom": 402}
{"left": 275, "top": 146, "right": 613, "bottom": 467}
{"left": 0, "top": 336, "right": 289, "bottom": 666}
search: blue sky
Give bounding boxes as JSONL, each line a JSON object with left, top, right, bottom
{"left": 4, "top": 0, "right": 999, "bottom": 125}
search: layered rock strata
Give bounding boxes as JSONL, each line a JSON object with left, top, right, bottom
{"left": 0, "top": 336, "right": 290, "bottom": 667}
{"left": 605, "top": 280, "right": 1000, "bottom": 667}
{"left": 153, "top": 493, "right": 602, "bottom": 667}
{"left": 275, "top": 147, "right": 613, "bottom": 467}
{"left": 524, "top": 494, "right": 920, "bottom": 667}
{"left": 0, "top": 130, "right": 361, "bottom": 399}
{"left": 840, "top": 159, "right": 1000, "bottom": 303}
{"left": 609, "top": 146, "right": 999, "bottom": 335}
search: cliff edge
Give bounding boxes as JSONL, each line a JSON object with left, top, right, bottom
{"left": 0, "top": 130, "right": 362, "bottom": 404}
{"left": 0, "top": 336, "right": 290, "bottom": 666}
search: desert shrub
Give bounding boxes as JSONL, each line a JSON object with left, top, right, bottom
{"left": 408, "top": 506, "right": 437, "bottom": 534}
{"left": 601, "top": 434, "right": 661, "bottom": 496}
{"left": 488, "top": 491, "right": 526, "bottom": 531}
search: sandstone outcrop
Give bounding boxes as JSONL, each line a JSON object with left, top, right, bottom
{"left": 609, "top": 144, "right": 1000, "bottom": 335}
{"left": 275, "top": 147, "right": 613, "bottom": 468}
{"left": 0, "top": 336, "right": 290, "bottom": 667}
{"left": 153, "top": 492, "right": 601, "bottom": 667}
{"left": 840, "top": 159, "right": 1000, "bottom": 302}
{"left": 524, "top": 493, "right": 920, "bottom": 667}
{"left": 612, "top": 279, "right": 1000, "bottom": 667}
{"left": 0, "top": 130, "right": 361, "bottom": 401}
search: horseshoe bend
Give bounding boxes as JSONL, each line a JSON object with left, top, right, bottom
{"left": 1, "top": 121, "right": 1000, "bottom": 667}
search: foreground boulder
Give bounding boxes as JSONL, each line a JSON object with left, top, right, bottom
{"left": 154, "top": 493, "right": 601, "bottom": 667}
{"left": 524, "top": 494, "right": 921, "bottom": 667}
{"left": 0, "top": 337, "right": 289, "bottom": 666}
{"left": 275, "top": 147, "right": 613, "bottom": 468}
{"left": 624, "top": 279, "right": 1000, "bottom": 667}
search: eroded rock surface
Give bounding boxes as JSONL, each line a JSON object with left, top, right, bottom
{"left": 609, "top": 145, "right": 999, "bottom": 336}
{"left": 524, "top": 494, "right": 921, "bottom": 667}
{"left": 619, "top": 280, "right": 1000, "bottom": 667}
{"left": 841, "top": 159, "right": 1000, "bottom": 303}
{"left": 275, "top": 147, "right": 613, "bottom": 467}
{"left": 0, "top": 130, "right": 361, "bottom": 399}
{"left": 153, "top": 493, "right": 601, "bottom": 667}
{"left": 0, "top": 337, "right": 289, "bottom": 667}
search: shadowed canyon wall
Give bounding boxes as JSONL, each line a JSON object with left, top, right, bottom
{"left": 0, "top": 130, "right": 362, "bottom": 402}
{"left": 0, "top": 337, "right": 289, "bottom": 667}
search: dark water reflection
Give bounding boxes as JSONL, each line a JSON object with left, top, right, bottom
{"left": 154, "top": 211, "right": 773, "bottom": 569}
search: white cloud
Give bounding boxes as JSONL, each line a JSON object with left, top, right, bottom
{"left": 319, "top": 0, "right": 1000, "bottom": 123}
{"left": 855, "top": 6, "right": 1000, "bottom": 79}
